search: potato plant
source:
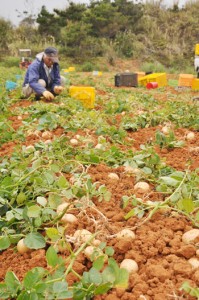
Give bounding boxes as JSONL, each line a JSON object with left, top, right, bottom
{"left": 0, "top": 66, "right": 199, "bottom": 299}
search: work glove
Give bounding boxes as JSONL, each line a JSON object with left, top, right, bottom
{"left": 42, "top": 90, "right": 54, "bottom": 101}
{"left": 54, "top": 86, "right": 64, "bottom": 94}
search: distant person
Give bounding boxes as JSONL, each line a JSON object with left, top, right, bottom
{"left": 22, "top": 47, "right": 65, "bottom": 101}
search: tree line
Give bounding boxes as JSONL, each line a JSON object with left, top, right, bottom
{"left": 1, "top": 0, "right": 199, "bottom": 67}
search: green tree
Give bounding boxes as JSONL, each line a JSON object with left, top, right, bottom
{"left": 0, "top": 18, "right": 13, "bottom": 50}
{"left": 36, "top": 6, "right": 61, "bottom": 41}
{"left": 60, "top": 21, "right": 102, "bottom": 60}
{"left": 84, "top": 0, "right": 126, "bottom": 38}
{"left": 54, "top": 2, "right": 87, "bottom": 24}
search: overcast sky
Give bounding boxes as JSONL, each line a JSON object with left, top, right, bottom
{"left": 0, "top": 0, "right": 88, "bottom": 26}
{"left": 0, "top": 0, "right": 188, "bottom": 26}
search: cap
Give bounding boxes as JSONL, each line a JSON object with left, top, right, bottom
{"left": 44, "top": 47, "right": 59, "bottom": 63}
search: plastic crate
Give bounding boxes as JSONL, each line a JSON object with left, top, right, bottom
{"left": 5, "top": 81, "right": 17, "bottom": 91}
{"left": 178, "top": 74, "right": 194, "bottom": 87}
{"left": 115, "top": 73, "right": 138, "bottom": 87}
{"left": 136, "top": 72, "right": 145, "bottom": 80}
{"left": 195, "top": 44, "right": 199, "bottom": 55}
{"left": 191, "top": 78, "right": 199, "bottom": 90}
{"left": 138, "top": 73, "right": 167, "bottom": 87}
{"left": 68, "top": 67, "right": 75, "bottom": 72}
{"left": 69, "top": 86, "right": 95, "bottom": 108}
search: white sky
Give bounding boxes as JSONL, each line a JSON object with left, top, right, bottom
{"left": 0, "top": 0, "right": 188, "bottom": 26}
{"left": 0, "top": 0, "right": 88, "bottom": 26}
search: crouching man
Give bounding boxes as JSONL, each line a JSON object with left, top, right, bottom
{"left": 22, "top": 47, "right": 65, "bottom": 101}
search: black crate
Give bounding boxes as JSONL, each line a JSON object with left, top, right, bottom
{"left": 115, "top": 73, "right": 138, "bottom": 87}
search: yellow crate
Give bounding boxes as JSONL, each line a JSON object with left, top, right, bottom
{"left": 195, "top": 44, "right": 199, "bottom": 55}
{"left": 63, "top": 69, "right": 69, "bottom": 73}
{"left": 69, "top": 86, "right": 95, "bottom": 108}
{"left": 191, "top": 78, "right": 199, "bottom": 90}
{"left": 138, "top": 73, "right": 167, "bottom": 87}
{"left": 68, "top": 67, "right": 75, "bottom": 72}
{"left": 178, "top": 74, "right": 194, "bottom": 87}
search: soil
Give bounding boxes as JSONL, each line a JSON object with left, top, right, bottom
{"left": 0, "top": 69, "right": 199, "bottom": 300}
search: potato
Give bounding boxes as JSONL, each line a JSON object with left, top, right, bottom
{"left": 161, "top": 126, "right": 170, "bottom": 134}
{"left": 182, "top": 229, "right": 199, "bottom": 244}
{"left": 95, "top": 143, "right": 103, "bottom": 149}
{"left": 42, "top": 131, "right": 52, "bottom": 140}
{"left": 74, "top": 229, "right": 92, "bottom": 244}
{"left": 186, "top": 132, "right": 195, "bottom": 141}
{"left": 120, "top": 259, "right": 138, "bottom": 274}
{"left": 56, "top": 202, "right": 70, "bottom": 215}
{"left": 108, "top": 173, "right": 119, "bottom": 180}
{"left": 116, "top": 229, "right": 135, "bottom": 240}
{"left": 188, "top": 258, "right": 199, "bottom": 269}
{"left": 61, "top": 213, "right": 78, "bottom": 224}
{"left": 17, "top": 239, "right": 30, "bottom": 254}
{"left": 70, "top": 138, "right": 78, "bottom": 146}
{"left": 124, "top": 166, "right": 141, "bottom": 175}
{"left": 134, "top": 182, "right": 150, "bottom": 193}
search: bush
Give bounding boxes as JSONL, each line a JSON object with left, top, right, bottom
{"left": 0, "top": 57, "right": 20, "bottom": 68}
{"left": 80, "top": 62, "right": 96, "bottom": 72}
{"left": 141, "top": 61, "right": 166, "bottom": 73}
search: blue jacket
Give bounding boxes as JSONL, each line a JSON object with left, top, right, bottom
{"left": 23, "top": 52, "right": 61, "bottom": 95}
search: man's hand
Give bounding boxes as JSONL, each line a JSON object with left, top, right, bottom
{"left": 43, "top": 91, "right": 54, "bottom": 101}
{"left": 54, "top": 86, "right": 64, "bottom": 94}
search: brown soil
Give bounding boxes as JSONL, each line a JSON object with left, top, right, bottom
{"left": 0, "top": 75, "right": 199, "bottom": 300}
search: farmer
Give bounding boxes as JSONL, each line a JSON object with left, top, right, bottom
{"left": 22, "top": 47, "right": 65, "bottom": 100}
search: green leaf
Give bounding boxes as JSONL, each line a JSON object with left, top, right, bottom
{"left": 46, "top": 246, "right": 59, "bottom": 267}
{"left": 52, "top": 281, "right": 73, "bottom": 298}
{"left": 160, "top": 176, "right": 179, "bottom": 187}
{"left": 93, "top": 256, "right": 105, "bottom": 271}
{"left": 17, "top": 290, "right": 39, "bottom": 300}
{"left": 94, "top": 282, "right": 112, "bottom": 295}
{"left": 45, "top": 228, "right": 59, "bottom": 242}
{"left": 0, "top": 282, "right": 10, "bottom": 299}
{"left": 124, "top": 208, "right": 136, "bottom": 219}
{"left": 103, "top": 191, "right": 111, "bottom": 202}
{"left": 16, "top": 192, "right": 26, "bottom": 205}
{"left": 88, "top": 268, "right": 102, "bottom": 285}
{"left": 178, "top": 198, "right": 194, "bottom": 213}
{"left": 27, "top": 205, "right": 41, "bottom": 218}
{"left": 114, "top": 268, "right": 129, "bottom": 288}
{"left": 105, "top": 246, "right": 114, "bottom": 256}
{"left": 36, "top": 197, "right": 47, "bottom": 207}
{"left": 102, "top": 266, "right": 116, "bottom": 284}
{"left": 5, "top": 271, "right": 20, "bottom": 294}
{"left": 0, "top": 236, "right": 11, "bottom": 250}
{"left": 57, "top": 176, "right": 69, "bottom": 188}
{"left": 169, "top": 192, "right": 181, "bottom": 202}
{"left": 1, "top": 176, "right": 13, "bottom": 187}
{"left": 6, "top": 211, "right": 15, "bottom": 222}
{"left": 23, "top": 268, "right": 46, "bottom": 289}
{"left": 24, "top": 233, "right": 46, "bottom": 249}
{"left": 50, "top": 164, "right": 60, "bottom": 172}
{"left": 122, "top": 196, "right": 129, "bottom": 209}
{"left": 43, "top": 172, "right": 55, "bottom": 185}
